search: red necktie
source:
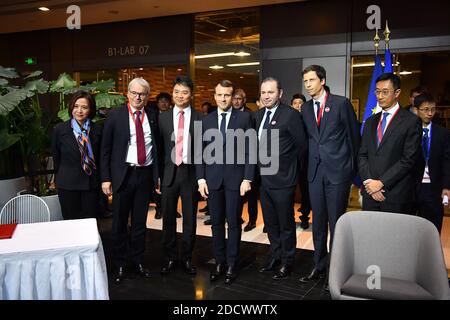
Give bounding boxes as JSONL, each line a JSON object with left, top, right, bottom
{"left": 175, "top": 110, "right": 184, "bottom": 166}
{"left": 135, "top": 111, "right": 146, "bottom": 165}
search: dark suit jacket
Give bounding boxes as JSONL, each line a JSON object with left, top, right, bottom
{"left": 100, "top": 104, "right": 159, "bottom": 192}
{"left": 52, "top": 120, "right": 102, "bottom": 190}
{"left": 420, "top": 123, "right": 450, "bottom": 195}
{"left": 254, "top": 103, "right": 307, "bottom": 189}
{"left": 196, "top": 108, "right": 255, "bottom": 191}
{"left": 358, "top": 107, "right": 422, "bottom": 203}
{"left": 158, "top": 107, "right": 202, "bottom": 187}
{"left": 302, "top": 94, "right": 360, "bottom": 184}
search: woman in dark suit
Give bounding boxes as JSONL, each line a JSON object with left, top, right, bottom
{"left": 52, "top": 91, "right": 102, "bottom": 220}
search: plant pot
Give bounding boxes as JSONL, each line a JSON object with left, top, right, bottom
{"left": 0, "top": 176, "right": 25, "bottom": 209}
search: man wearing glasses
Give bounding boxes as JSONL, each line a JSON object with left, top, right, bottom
{"left": 412, "top": 93, "right": 450, "bottom": 233}
{"left": 358, "top": 73, "right": 422, "bottom": 215}
{"left": 101, "top": 77, "right": 159, "bottom": 284}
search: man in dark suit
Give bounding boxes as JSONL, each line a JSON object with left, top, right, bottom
{"left": 197, "top": 80, "right": 255, "bottom": 284}
{"left": 412, "top": 93, "right": 450, "bottom": 233}
{"left": 232, "top": 88, "right": 259, "bottom": 232}
{"left": 101, "top": 77, "right": 159, "bottom": 284}
{"left": 158, "top": 76, "right": 201, "bottom": 275}
{"left": 299, "top": 65, "right": 360, "bottom": 289}
{"left": 358, "top": 73, "right": 422, "bottom": 215}
{"left": 255, "top": 77, "right": 307, "bottom": 280}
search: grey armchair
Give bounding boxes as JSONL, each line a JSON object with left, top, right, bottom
{"left": 329, "top": 211, "right": 450, "bottom": 300}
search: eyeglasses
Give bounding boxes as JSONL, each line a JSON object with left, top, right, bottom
{"left": 129, "top": 91, "right": 148, "bottom": 98}
{"left": 374, "top": 89, "right": 395, "bottom": 97}
{"left": 418, "top": 107, "right": 436, "bottom": 113}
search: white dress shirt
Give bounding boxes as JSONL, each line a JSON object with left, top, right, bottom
{"left": 126, "top": 105, "right": 153, "bottom": 166}
{"left": 173, "top": 105, "right": 191, "bottom": 164}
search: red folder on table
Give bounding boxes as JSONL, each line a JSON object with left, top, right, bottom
{"left": 0, "top": 223, "right": 18, "bottom": 239}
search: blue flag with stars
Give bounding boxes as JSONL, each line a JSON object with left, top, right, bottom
{"left": 360, "top": 54, "right": 383, "bottom": 134}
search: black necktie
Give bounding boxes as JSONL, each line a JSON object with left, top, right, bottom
{"left": 220, "top": 113, "right": 227, "bottom": 142}
{"left": 314, "top": 101, "right": 321, "bottom": 120}
{"left": 263, "top": 110, "right": 272, "bottom": 130}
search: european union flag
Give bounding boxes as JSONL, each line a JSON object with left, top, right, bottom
{"left": 384, "top": 48, "right": 393, "bottom": 73}
{"left": 360, "top": 54, "right": 383, "bottom": 134}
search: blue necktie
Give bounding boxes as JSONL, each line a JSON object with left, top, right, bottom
{"left": 220, "top": 113, "right": 227, "bottom": 142}
{"left": 263, "top": 110, "right": 272, "bottom": 130}
{"left": 422, "top": 128, "right": 429, "bottom": 160}
{"left": 381, "top": 112, "right": 389, "bottom": 134}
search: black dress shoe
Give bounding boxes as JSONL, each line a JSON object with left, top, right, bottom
{"left": 299, "top": 268, "right": 326, "bottom": 283}
{"left": 272, "top": 264, "right": 292, "bottom": 280}
{"left": 243, "top": 222, "right": 256, "bottom": 232}
{"left": 155, "top": 210, "right": 162, "bottom": 219}
{"left": 135, "top": 264, "right": 151, "bottom": 278}
{"left": 160, "top": 260, "right": 176, "bottom": 275}
{"left": 176, "top": 212, "right": 182, "bottom": 218}
{"left": 259, "top": 258, "right": 281, "bottom": 273}
{"left": 204, "top": 218, "right": 212, "bottom": 225}
{"left": 209, "top": 263, "right": 225, "bottom": 281}
{"left": 183, "top": 260, "right": 197, "bottom": 275}
{"left": 224, "top": 266, "right": 237, "bottom": 285}
{"left": 199, "top": 205, "right": 209, "bottom": 213}
{"left": 112, "top": 266, "right": 125, "bottom": 284}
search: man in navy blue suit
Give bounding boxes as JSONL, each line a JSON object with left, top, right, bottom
{"left": 299, "top": 65, "right": 360, "bottom": 290}
{"left": 412, "top": 93, "right": 450, "bottom": 233}
{"left": 197, "top": 80, "right": 255, "bottom": 284}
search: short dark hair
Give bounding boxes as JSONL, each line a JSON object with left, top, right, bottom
{"left": 291, "top": 93, "right": 306, "bottom": 104}
{"left": 261, "top": 77, "right": 282, "bottom": 90}
{"left": 156, "top": 92, "right": 171, "bottom": 103}
{"left": 376, "top": 73, "right": 401, "bottom": 91}
{"left": 413, "top": 92, "right": 435, "bottom": 108}
{"left": 302, "top": 65, "right": 326, "bottom": 81}
{"left": 68, "top": 90, "right": 96, "bottom": 120}
{"left": 173, "top": 75, "right": 194, "bottom": 93}
{"left": 201, "top": 102, "right": 215, "bottom": 114}
{"left": 410, "top": 86, "right": 427, "bottom": 97}
{"left": 216, "top": 80, "right": 235, "bottom": 95}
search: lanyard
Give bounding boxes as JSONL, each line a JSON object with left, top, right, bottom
{"left": 316, "top": 92, "right": 329, "bottom": 126}
{"left": 376, "top": 106, "right": 400, "bottom": 136}
{"left": 127, "top": 103, "right": 145, "bottom": 125}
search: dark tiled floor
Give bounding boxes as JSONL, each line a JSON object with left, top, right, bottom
{"left": 97, "top": 217, "right": 331, "bottom": 300}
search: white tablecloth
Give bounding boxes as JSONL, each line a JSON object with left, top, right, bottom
{"left": 0, "top": 218, "right": 109, "bottom": 300}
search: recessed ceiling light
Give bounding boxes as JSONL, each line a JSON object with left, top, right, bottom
{"left": 219, "top": 29, "right": 226, "bottom": 32}
{"left": 38, "top": 7, "right": 50, "bottom": 11}
{"left": 399, "top": 71, "right": 412, "bottom": 75}
{"left": 177, "top": 68, "right": 182, "bottom": 72}
{"left": 240, "top": 76, "right": 244, "bottom": 79}
{"left": 208, "top": 73, "right": 212, "bottom": 76}
{"left": 209, "top": 65, "right": 224, "bottom": 70}
{"left": 227, "top": 62, "right": 260, "bottom": 67}
{"left": 139, "top": 68, "right": 143, "bottom": 71}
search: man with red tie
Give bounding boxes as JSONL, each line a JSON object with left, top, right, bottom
{"left": 358, "top": 73, "right": 422, "bottom": 215}
{"left": 158, "top": 76, "right": 202, "bottom": 276}
{"left": 101, "top": 78, "right": 159, "bottom": 284}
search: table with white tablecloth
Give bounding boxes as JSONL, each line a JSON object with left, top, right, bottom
{"left": 0, "top": 218, "right": 109, "bottom": 300}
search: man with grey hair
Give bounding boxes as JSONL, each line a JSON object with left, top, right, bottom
{"left": 101, "top": 77, "right": 160, "bottom": 284}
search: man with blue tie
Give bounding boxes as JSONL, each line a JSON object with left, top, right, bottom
{"left": 412, "top": 93, "right": 450, "bottom": 233}
{"left": 197, "top": 80, "right": 255, "bottom": 284}
{"left": 254, "top": 77, "right": 307, "bottom": 280}
{"left": 358, "top": 73, "right": 422, "bottom": 214}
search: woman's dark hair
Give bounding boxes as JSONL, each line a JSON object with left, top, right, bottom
{"left": 68, "top": 90, "right": 97, "bottom": 120}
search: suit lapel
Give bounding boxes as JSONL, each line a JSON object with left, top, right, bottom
{"left": 64, "top": 121, "right": 80, "bottom": 153}
{"left": 371, "top": 112, "right": 381, "bottom": 150}
{"left": 228, "top": 108, "right": 238, "bottom": 130}
{"left": 318, "top": 95, "right": 332, "bottom": 139}
{"left": 304, "top": 100, "right": 319, "bottom": 139}
{"left": 255, "top": 109, "right": 264, "bottom": 132}
{"left": 378, "top": 109, "right": 404, "bottom": 149}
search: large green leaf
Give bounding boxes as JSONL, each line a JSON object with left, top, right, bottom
{"left": 0, "top": 89, "right": 30, "bottom": 116}
{"left": 95, "top": 93, "right": 126, "bottom": 109}
{"left": 24, "top": 70, "right": 43, "bottom": 79}
{"left": 24, "top": 79, "right": 49, "bottom": 94}
{"left": 0, "top": 130, "right": 21, "bottom": 151}
{"left": 50, "top": 73, "right": 76, "bottom": 93}
{"left": 0, "top": 66, "right": 19, "bottom": 79}
{"left": 58, "top": 108, "right": 70, "bottom": 122}
{"left": 89, "top": 79, "right": 115, "bottom": 93}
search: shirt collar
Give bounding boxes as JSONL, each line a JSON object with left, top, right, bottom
{"left": 423, "top": 122, "right": 432, "bottom": 130}
{"left": 174, "top": 105, "right": 191, "bottom": 115}
{"left": 218, "top": 107, "right": 232, "bottom": 116}
{"left": 266, "top": 102, "right": 279, "bottom": 115}
{"left": 314, "top": 90, "right": 327, "bottom": 106}
{"left": 383, "top": 102, "right": 400, "bottom": 116}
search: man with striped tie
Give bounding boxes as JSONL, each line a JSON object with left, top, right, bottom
{"left": 358, "top": 73, "right": 423, "bottom": 214}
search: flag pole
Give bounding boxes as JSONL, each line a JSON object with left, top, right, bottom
{"left": 374, "top": 28, "right": 380, "bottom": 55}
{"left": 384, "top": 20, "right": 391, "bottom": 50}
